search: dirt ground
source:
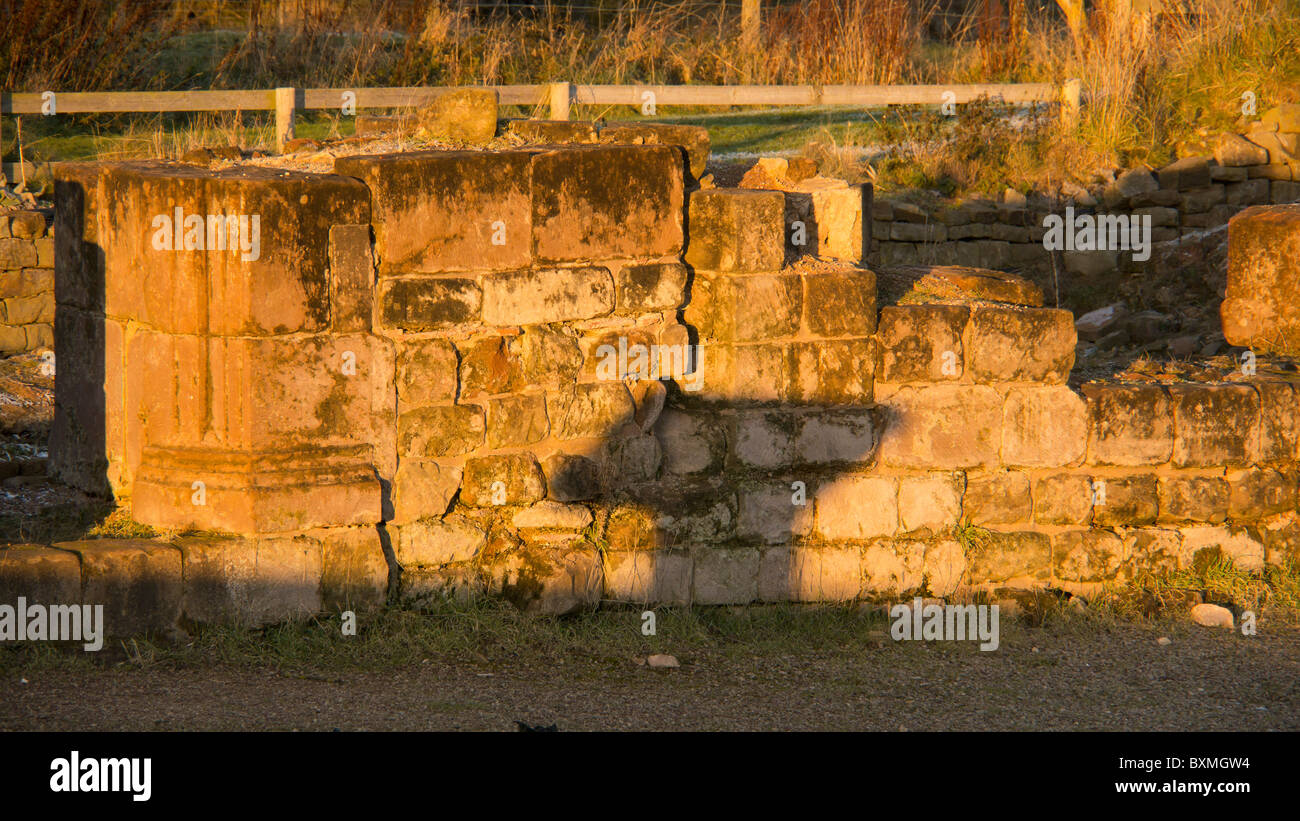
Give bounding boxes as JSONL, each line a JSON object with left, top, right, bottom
{"left": 4, "top": 621, "right": 1296, "bottom": 732}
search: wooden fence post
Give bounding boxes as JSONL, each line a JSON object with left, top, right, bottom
{"left": 1060, "top": 78, "right": 1082, "bottom": 127}
{"left": 549, "top": 82, "right": 572, "bottom": 120}
{"left": 275, "top": 86, "right": 297, "bottom": 151}
{"left": 742, "top": 0, "right": 761, "bottom": 47}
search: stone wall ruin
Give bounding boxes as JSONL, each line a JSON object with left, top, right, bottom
{"left": 2, "top": 126, "right": 1299, "bottom": 632}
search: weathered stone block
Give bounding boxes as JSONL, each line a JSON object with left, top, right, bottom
{"left": 513, "top": 501, "right": 593, "bottom": 534}
{"left": 692, "top": 548, "right": 759, "bottom": 604}
{"left": 1090, "top": 475, "right": 1158, "bottom": 526}
{"left": 598, "top": 123, "right": 710, "bottom": 180}
{"left": 396, "top": 338, "right": 458, "bottom": 408}
{"left": 177, "top": 535, "right": 323, "bottom": 625}
{"left": 335, "top": 150, "right": 533, "bottom": 273}
{"left": 414, "top": 87, "right": 498, "bottom": 144}
{"left": 1180, "top": 525, "right": 1265, "bottom": 572}
{"left": 56, "top": 540, "right": 182, "bottom": 635}
{"left": 328, "top": 224, "right": 374, "bottom": 332}
{"left": 548, "top": 382, "right": 635, "bottom": 439}
{"left": 737, "top": 482, "right": 813, "bottom": 544}
{"left": 482, "top": 267, "right": 614, "bottom": 326}
{"left": 1032, "top": 474, "right": 1093, "bottom": 525}
{"left": 963, "top": 471, "right": 1032, "bottom": 525}
{"left": 1052, "top": 530, "right": 1125, "bottom": 585}
{"left": 99, "top": 162, "right": 369, "bottom": 336}
{"left": 603, "top": 550, "right": 691, "bottom": 604}
{"left": 486, "top": 393, "right": 549, "bottom": 448}
{"left": 380, "top": 276, "right": 482, "bottom": 331}
{"left": 1001, "top": 386, "right": 1087, "bottom": 467}
{"left": 1220, "top": 204, "right": 1300, "bottom": 355}
{"left": 0, "top": 545, "right": 81, "bottom": 608}
{"left": 318, "top": 526, "right": 388, "bottom": 611}
{"left": 860, "top": 540, "right": 925, "bottom": 594}
{"left": 391, "top": 460, "right": 461, "bottom": 524}
{"left": 685, "top": 272, "right": 802, "bottom": 342}
{"left": 878, "top": 385, "right": 1001, "bottom": 468}
{"left": 897, "top": 473, "right": 962, "bottom": 533}
{"left": 877, "top": 305, "right": 968, "bottom": 383}
{"left": 760, "top": 546, "right": 861, "bottom": 602}
{"left": 794, "top": 410, "right": 875, "bottom": 465}
{"left": 398, "top": 404, "right": 484, "bottom": 457}
{"left": 813, "top": 475, "right": 897, "bottom": 540}
{"left": 1256, "top": 381, "right": 1300, "bottom": 463}
{"left": 1169, "top": 384, "right": 1259, "bottom": 467}
{"left": 923, "top": 540, "right": 967, "bottom": 596}
{"left": 460, "top": 454, "right": 546, "bottom": 507}
{"left": 1227, "top": 467, "right": 1296, "bottom": 519}
{"left": 542, "top": 453, "right": 602, "bottom": 501}
{"left": 614, "top": 262, "right": 688, "bottom": 314}
{"left": 395, "top": 515, "right": 486, "bottom": 567}
{"left": 730, "top": 411, "right": 794, "bottom": 469}
{"left": 1158, "top": 476, "right": 1229, "bottom": 524}
{"left": 965, "top": 531, "right": 1051, "bottom": 586}
{"left": 788, "top": 338, "right": 875, "bottom": 405}
{"left": 1083, "top": 383, "right": 1173, "bottom": 465}
{"left": 684, "top": 189, "right": 784, "bottom": 273}
{"left": 800, "top": 264, "right": 876, "bottom": 337}
{"left": 532, "top": 145, "right": 684, "bottom": 262}
{"left": 967, "top": 306, "right": 1075, "bottom": 383}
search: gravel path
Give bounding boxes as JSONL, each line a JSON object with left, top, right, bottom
{"left": 4, "top": 623, "right": 1296, "bottom": 731}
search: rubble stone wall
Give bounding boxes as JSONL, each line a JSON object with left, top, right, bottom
{"left": 0, "top": 209, "right": 55, "bottom": 356}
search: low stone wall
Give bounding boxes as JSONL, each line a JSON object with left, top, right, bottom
{"left": 3, "top": 129, "right": 1298, "bottom": 633}
{"left": 0, "top": 209, "right": 54, "bottom": 356}
{"left": 862, "top": 105, "right": 1300, "bottom": 292}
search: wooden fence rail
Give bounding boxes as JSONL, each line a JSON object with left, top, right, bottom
{"left": 1, "top": 81, "right": 1076, "bottom": 152}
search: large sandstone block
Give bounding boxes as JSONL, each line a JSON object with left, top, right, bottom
{"left": 1256, "top": 381, "right": 1300, "bottom": 463}
{"left": 1032, "top": 473, "right": 1094, "bottom": 525}
{"left": 603, "top": 550, "right": 692, "bottom": 604}
{"left": 395, "top": 516, "right": 486, "bottom": 566}
{"left": 414, "top": 87, "right": 499, "bottom": 144}
{"left": 685, "top": 271, "right": 802, "bottom": 342}
{"left": 98, "top": 162, "right": 369, "bottom": 335}
{"left": 1083, "top": 383, "right": 1173, "bottom": 466}
{"left": 0, "top": 545, "right": 81, "bottom": 607}
{"left": 614, "top": 262, "right": 688, "bottom": 314}
{"left": 379, "top": 276, "right": 482, "bottom": 331}
{"left": 1158, "top": 476, "right": 1229, "bottom": 524}
{"left": 963, "top": 471, "right": 1032, "bottom": 525}
{"left": 131, "top": 445, "right": 383, "bottom": 534}
{"left": 52, "top": 162, "right": 106, "bottom": 313}
{"left": 1090, "top": 475, "right": 1158, "bottom": 526}
{"left": 737, "top": 481, "right": 813, "bottom": 544}
{"left": 56, "top": 540, "right": 182, "bottom": 635}
{"left": 897, "top": 473, "right": 963, "bottom": 533}
{"left": 598, "top": 123, "right": 710, "bottom": 180}
{"left": 965, "top": 532, "right": 1051, "bottom": 587}
{"left": 784, "top": 179, "right": 871, "bottom": 263}
{"left": 1001, "top": 386, "right": 1087, "bottom": 467}
{"left": 684, "top": 189, "right": 784, "bottom": 273}
{"left": 318, "top": 526, "right": 389, "bottom": 611}
{"left": 391, "top": 459, "right": 461, "bottom": 524}
{"left": 1168, "top": 384, "right": 1259, "bottom": 467}
{"left": 860, "top": 540, "right": 925, "bottom": 594}
{"left": 800, "top": 263, "right": 877, "bottom": 337}
{"left": 878, "top": 384, "right": 1002, "bottom": 468}
{"left": 786, "top": 338, "right": 875, "bottom": 405}
{"left": 877, "top": 305, "right": 968, "bottom": 383}
{"left": 459, "top": 454, "right": 546, "bottom": 507}
{"left": 482, "top": 267, "right": 614, "bottom": 326}
{"left": 692, "top": 547, "right": 759, "bottom": 605}
{"left": 334, "top": 150, "right": 534, "bottom": 273}
{"left": 813, "top": 475, "right": 897, "bottom": 540}
{"left": 177, "top": 535, "right": 323, "bottom": 625}
{"left": 759, "top": 546, "right": 862, "bottom": 602}
{"left": 794, "top": 409, "right": 875, "bottom": 465}
{"left": 531, "top": 145, "right": 684, "bottom": 262}
{"left": 966, "top": 306, "right": 1075, "bottom": 383}
{"left": 1220, "top": 204, "right": 1300, "bottom": 355}
{"left": 1052, "top": 530, "right": 1126, "bottom": 587}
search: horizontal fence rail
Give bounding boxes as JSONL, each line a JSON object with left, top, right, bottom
{"left": 0, "top": 81, "right": 1077, "bottom": 152}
